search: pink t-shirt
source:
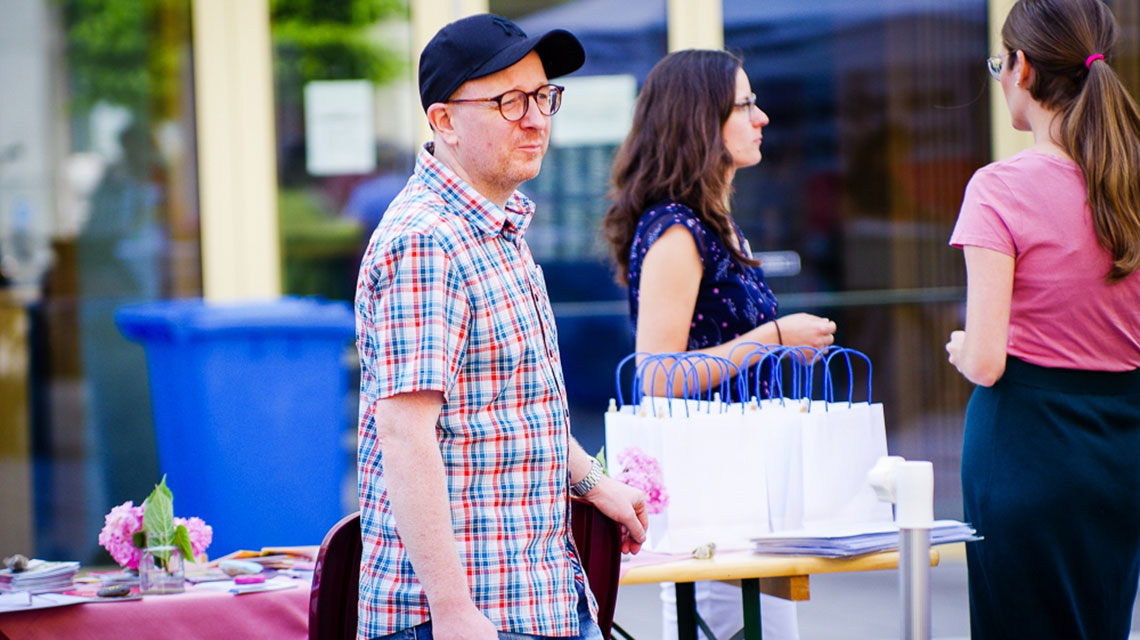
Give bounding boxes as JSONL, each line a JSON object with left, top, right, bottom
{"left": 950, "top": 148, "right": 1140, "bottom": 371}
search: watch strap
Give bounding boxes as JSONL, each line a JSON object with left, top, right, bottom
{"left": 570, "top": 459, "right": 603, "bottom": 497}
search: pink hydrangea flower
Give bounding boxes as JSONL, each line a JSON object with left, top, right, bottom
{"left": 98, "top": 501, "right": 145, "bottom": 569}
{"left": 615, "top": 446, "right": 669, "bottom": 515}
{"left": 98, "top": 500, "right": 214, "bottom": 568}
{"left": 174, "top": 516, "right": 213, "bottom": 559}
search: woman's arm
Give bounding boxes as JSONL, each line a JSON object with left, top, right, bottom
{"left": 635, "top": 226, "right": 834, "bottom": 394}
{"left": 946, "top": 245, "right": 1014, "bottom": 386}
{"left": 635, "top": 226, "right": 703, "bottom": 356}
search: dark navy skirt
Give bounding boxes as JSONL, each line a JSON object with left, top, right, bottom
{"left": 962, "top": 356, "right": 1140, "bottom": 639}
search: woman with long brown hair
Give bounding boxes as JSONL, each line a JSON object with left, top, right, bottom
{"left": 946, "top": 0, "right": 1140, "bottom": 637}
{"left": 603, "top": 49, "right": 835, "bottom": 640}
{"left": 603, "top": 50, "right": 835, "bottom": 396}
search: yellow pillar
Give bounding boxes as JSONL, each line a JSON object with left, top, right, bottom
{"left": 667, "top": 0, "right": 724, "bottom": 52}
{"left": 989, "top": 0, "right": 1034, "bottom": 160}
{"left": 192, "top": 0, "right": 281, "bottom": 300}
{"left": 0, "top": 295, "right": 32, "bottom": 554}
{"left": 411, "top": 0, "right": 490, "bottom": 146}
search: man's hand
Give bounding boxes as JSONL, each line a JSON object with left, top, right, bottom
{"left": 428, "top": 604, "right": 498, "bottom": 640}
{"left": 584, "top": 475, "right": 648, "bottom": 554}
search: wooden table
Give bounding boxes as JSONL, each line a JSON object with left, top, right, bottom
{"left": 619, "top": 548, "right": 941, "bottom": 640}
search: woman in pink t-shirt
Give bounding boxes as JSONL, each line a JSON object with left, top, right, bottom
{"left": 946, "top": 0, "right": 1140, "bottom": 638}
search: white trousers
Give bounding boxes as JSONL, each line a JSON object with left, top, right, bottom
{"left": 660, "top": 581, "right": 800, "bottom": 640}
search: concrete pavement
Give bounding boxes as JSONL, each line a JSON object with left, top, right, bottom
{"left": 611, "top": 545, "right": 1140, "bottom": 639}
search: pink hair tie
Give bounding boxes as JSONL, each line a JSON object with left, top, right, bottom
{"left": 1086, "top": 53, "right": 1105, "bottom": 68}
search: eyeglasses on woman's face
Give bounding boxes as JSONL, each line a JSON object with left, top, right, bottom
{"left": 733, "top": 93, "right": 759, "bottom": 112}
{"left": 986, "top": 55, "right": 1003, "bottom": 81}
{"left": 446, "top": 84, "right": 565, "bottom": 122}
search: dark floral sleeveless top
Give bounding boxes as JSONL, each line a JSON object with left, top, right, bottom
{"left": 628, "top": 200, "right": 779, "bottom": 350}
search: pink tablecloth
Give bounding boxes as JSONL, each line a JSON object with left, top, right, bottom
{"left": 0, "top": 578, "right": 310, "bottom": 640}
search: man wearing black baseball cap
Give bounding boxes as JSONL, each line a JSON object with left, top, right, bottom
{"left": 354, "top": 13, "right": 648, "bottom": 640}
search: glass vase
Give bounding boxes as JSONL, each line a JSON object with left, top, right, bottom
{"left": 139, "top": 545, "right": 185, "bottom": 595}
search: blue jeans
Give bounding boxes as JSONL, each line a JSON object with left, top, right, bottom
{"left": 374, "top": 581, "right": 602, "bottom": 640}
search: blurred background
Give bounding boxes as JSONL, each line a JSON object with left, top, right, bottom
{"left": 3, "top": 0, "right": 1140, "bottom": 565}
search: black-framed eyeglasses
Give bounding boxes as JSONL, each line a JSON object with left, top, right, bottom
{"left": 447, "top": 84, "right": 565, "bottom": 122}
{"left": 733, "top": 93, "right": 759, "bottom": 112}
{"left": 986, "top": 56, "right": 1003, "bottom": 81}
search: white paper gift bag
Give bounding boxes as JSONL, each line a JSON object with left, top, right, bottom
{"left": 747, "top": 398, "right": 806, "bottom": 532}
{"left": 602, "top": 347, "right": 893, "bottom": 553}
{"left": 604, "top": 354, "right": 770, "bottom": 553}
{"left": 605, "top": 399, "right": 769, "bottom": 553}
{"left": 798, "top": 350, "right": 893, "bottom": 527}
{"left": 731, "top": 345, "right": 810, "bottom": 533}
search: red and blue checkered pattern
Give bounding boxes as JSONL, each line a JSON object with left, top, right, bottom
{"left": 355, "top": 145, "right": 588, "bottom": 637}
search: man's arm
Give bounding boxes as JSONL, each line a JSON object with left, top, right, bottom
{"left": 568, "top": 439, "right": 648, "bottom": 554}
{"left": 375, "top": 390, "right": 497, "bottom": 639}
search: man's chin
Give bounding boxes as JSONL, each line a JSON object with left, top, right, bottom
{"left": 512, "top": 159, "right": 544, "bottom": 184}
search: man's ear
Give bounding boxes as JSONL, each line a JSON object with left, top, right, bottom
{"left": 427, "top": 103, "right": 459, "bottom": 145}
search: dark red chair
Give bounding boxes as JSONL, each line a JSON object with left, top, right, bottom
{"left": 308, "top": 503, "right": 623, "bottom": 640}
{"left": 309, "top": 511, "right": 361, "bottom": 640}
{"left": 570, "top": 499, "right": 624, "bottom": 638}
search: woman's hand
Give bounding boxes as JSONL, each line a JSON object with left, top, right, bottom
{"left": 775, "top": 313, "right": 837, "bottom": 349}
{"left": 949, "top": 246, "right": 1014, "bottom": 387}
{"left": 946, "top": 330, "right": 966, "bottom": 369}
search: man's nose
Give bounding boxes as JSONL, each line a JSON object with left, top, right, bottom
{"left": 519, "top": 94, "right": 548, "bottom": 129}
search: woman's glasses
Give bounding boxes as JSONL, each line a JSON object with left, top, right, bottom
{"left": 986, "top": 56, "right": 1003, "bottom": 81}
{"left": 733, "top": 93, "right": 759, "bottom": 112}
{"left": 447, "top": 84, "right": 565, "bottom": 122}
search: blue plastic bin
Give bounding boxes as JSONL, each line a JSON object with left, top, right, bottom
{"left": 115, "top": 297, "right": 356, "bottom": 555}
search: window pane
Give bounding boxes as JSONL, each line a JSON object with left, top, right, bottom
{"left": 271, "top": 0, "right": 414, "bottom": 303}
{"left": 0, "top": 0, "right": 202, "bottom": 561}
{"left": 725, "top": 0, "right": 989, "bottom": 516}
{"left": 509, "top": 0, "right": 668, "bottom": 457}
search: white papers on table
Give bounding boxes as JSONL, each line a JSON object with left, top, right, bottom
{"left": 0, "top": 560, "right": 80, "bottom": 594}
{"left": 0, "top": 591, "right": 89, "bottom": 614}
{"left": 750, "top": 520, "right": 979, "bottom": 557}
{"left": 193, "top": 575, "right": 299, "bottom": 595}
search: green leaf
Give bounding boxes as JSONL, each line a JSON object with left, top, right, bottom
{"left": 132, "top": 530, "right": 148, "bottom": 549}
{"left": 172, "top": 524, "right": 196, "bottom": 564}
{"left": 142, "top": 475, "right": 176, "bottom": 549}
{"left": 594, "top": 447, "right": 608, "bottom": 475}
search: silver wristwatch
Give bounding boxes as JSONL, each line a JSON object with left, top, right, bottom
{"left": 570, "top": 459, "right": 604, "bottom": 497}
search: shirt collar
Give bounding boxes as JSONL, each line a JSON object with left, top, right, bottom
{"left": 415, "top": 143, "right": 535, "bottom": 239}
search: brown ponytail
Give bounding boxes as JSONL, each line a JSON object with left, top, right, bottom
{"left": 1004, "top": 0, "right": 1140, "bottom": 281}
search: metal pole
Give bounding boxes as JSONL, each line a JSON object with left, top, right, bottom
{"left": 868, "top": 457, "right": 934, "bottom": 640}
{"left": 895, "top": 461, "right": 934, "bottom": 640}
{"left": 676, "top": 582, "right": 698, "bottom": 640}
{"left": 899, "top": 527, "right": 931, "bottom": 640}
{"left": 741, "top": 578, "right": 763, "bottom": 640}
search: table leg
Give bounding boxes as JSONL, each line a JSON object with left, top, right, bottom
{"left": 676, "top": 582, "right": 698, "bottom": 640}
{"left": 741, "top": 578, "right": 762, "bottom": 640}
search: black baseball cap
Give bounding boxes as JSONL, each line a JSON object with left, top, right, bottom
{"left": 418, "top": 14, "right": 585, "bottom": 112}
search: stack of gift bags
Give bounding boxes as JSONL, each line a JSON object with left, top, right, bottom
{"left": 604, "top": 345, "right": 895, "bottom": 554}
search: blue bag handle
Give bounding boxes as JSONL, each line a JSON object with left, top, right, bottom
{"left": 735, "top": 345, "right": 787, "bottom": 405}
{"left": 618, "top": 352, "right": 739, "bottom": 416}
{"left": 659, "top": 353, "right": 738, "bottom": 415}
{"left": 821, "top": 347, "right": 874, "bottom": 407}
{"left": 796, "top": 347, "right": 826, "bottom": 401}
{"left": 613, "top": 351, "right": 652, "bottom": 409}
{"left": 772, "top": 346, "right": 811, "bottom": 402}
{"left": 634, "top": 354, "right": 678, "bottom": 413}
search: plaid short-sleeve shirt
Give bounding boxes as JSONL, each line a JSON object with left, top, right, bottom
{"left": 355, "top": 145, "right": 588, "bottom": 638}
